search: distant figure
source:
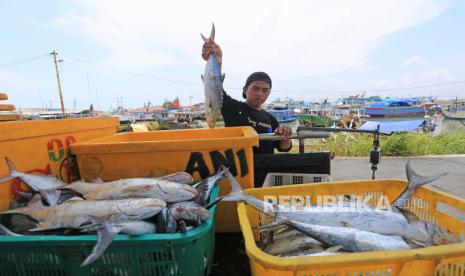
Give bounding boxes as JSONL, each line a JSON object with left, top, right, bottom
{"left": 201, "top": 39, "right": 292, "bottom": 155}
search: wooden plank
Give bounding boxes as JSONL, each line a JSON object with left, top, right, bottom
{"left": 0, "top": 104, "right": 15, "bottom": 111}
{"left": 0, "top": 114, "right": 21, "bottom": 121}
{"left": 0, "top": 93, "right": 7, "bottom": 101}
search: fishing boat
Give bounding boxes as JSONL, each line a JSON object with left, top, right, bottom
{"left": 435, "top": 108, "right": 465, "bottom": 134}
{"left": 365, "top": 97, "right": 437, "bottom": 117}
{"left": 267, "top": 101, "right": 297, "bottom": 123}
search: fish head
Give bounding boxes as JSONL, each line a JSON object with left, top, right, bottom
{"left": 174, "top": 185, "right": 198, "bottom": 202}
{"left": 173, "top": 206, "right": 211, "bottom": 222}
{"left": 206, "top": 111, "right": 221, "bottom": 129}
{"left": 207, "top": 117, "right": 217, "bottom": 129}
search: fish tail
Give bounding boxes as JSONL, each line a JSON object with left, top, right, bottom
{"left": 0, "top": 157, "right": 19, "bottom": 182}
{"left": 200, "top": 23, "right": 215, "bottom": 42}
{"left": 81, "top": 216, "right": 119, "bottom": 267}
{"left": 221, "top": 166, "right": 246, "bottom": 202}
{"left": 393, "top": 160, "right": 448, "bottom": 207}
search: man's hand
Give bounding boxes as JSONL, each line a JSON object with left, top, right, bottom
{"left": 274, "top": 125, "right": 292, "bottom": 139}
{"left": 202, "top": 38, "right": 223, "bottom": 67}
{"left": 275, "top": 125, "right": 293, "bottom": 151}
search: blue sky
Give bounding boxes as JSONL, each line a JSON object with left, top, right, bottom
{"left": 1, "top": 0, "right": 464, "bottom": 111}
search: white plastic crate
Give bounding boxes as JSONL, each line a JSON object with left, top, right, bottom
{"left": 262, "top": 173, "right": 332, "bottom": 187}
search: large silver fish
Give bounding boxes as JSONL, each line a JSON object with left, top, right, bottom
{"left": 284, "top": 220, "right": 411, "bottom": 252}
{"left": 0, "top": 195, "right": 165, "bottom": 231}
{"left": 201, "top": 23, "right": 224, "bottom": 129}
{"left": 0, "top": 157, "right": 63, "bottom": 206}
{"left": 222, "top": 161, "right": 446, "bottom": 243}
{"left": 58, "top": 177, "right": 198, "bottom": 203}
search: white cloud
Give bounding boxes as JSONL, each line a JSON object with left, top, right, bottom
{"left": 48, "top": 0, "right": 452, "bottom": 81}
{"left": 423, "top": 68, "right": 456, "bottom": 82}
{"left": 402, "top": 56, "right": 427, "bottom": 67}
{"left": 365, "top": 68, "right": 458, "bottom": 97}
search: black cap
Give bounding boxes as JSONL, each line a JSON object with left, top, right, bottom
{"left": 242, "top": 72, "right": 272, "bottom": 99}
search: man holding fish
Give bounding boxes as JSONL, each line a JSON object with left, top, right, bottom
{"left": 201, "top": 24, "right": 292, "bottom": 155}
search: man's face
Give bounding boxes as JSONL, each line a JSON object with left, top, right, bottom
{"left": 245, "top": 81, "right": 271, "bottom": 109}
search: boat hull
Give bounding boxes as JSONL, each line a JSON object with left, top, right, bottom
{"left": 365, "top": 104, "right": 435, "bottom": 117}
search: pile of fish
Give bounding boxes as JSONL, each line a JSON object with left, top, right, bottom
{"left": 0, "top": 157, "right": 225, "bottom": 266}
{"left": 222, "top": 160, "right": 463, "bottom": 257}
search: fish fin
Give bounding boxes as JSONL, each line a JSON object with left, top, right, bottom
{"left": 81, "top": 217, "right": 120, "bottom": 267}
{"left": 0, "top": 157, "right": 19, "bottom": 182}
{"left": 406, "top": 159, "right": 416, "bottom": 181}
{"left": 201, "top": 74, "right": 204, "bottom": 82}
{"left": 40, "top": 189, "right": 61, "bottom": 206}
{"left": 210, "top": 22, "right": 215, "bottom": 41}
{"left": 16, "top": 191, "right": 32, "bottom": 200}
{"left": 325, "top": 245, "right": 343, "bottom": 253}
{"left": 0, "top": 224, "right": 22, "bottom": 236}
{"left": 404, "top": 237, "right": 425, "bottom": 248}
{"left": 193, "top": 166, "right": 226, "bottom": 204}
{"left": 200, "top": 23, "right": 215, "bottom": 42}
{"left": 29, "top": 222, "right": 58, "bottom": 232}
{"left": 5, "top": 157, "right": 18, "bottom": 174}
{"left": 221, "top": 73, "right": 225, "bottom": 82}
{"left": 66, "top": 197, "right": 84, "bottom": 202}
{"left": 0, "top": 175, "right": 15, "bottom": 183}
{"left": 147, "top": 170, "right": 157, "bottom": 178}
{"left": 406, "top": 159, "right": 448, "bottom": 185}
{"left": 221, "top": 166, "right": 246, "bottom": 202}
{"left": 90, "top": 178, "right": 104, "bottom": 183}
{"left": 120, "top": 185, "right": 153, "bottom": 196}
{"left": 205, "top": 196, "right": 223, "bottom": 210}
{"left": 200, "top": 33, "right": 208, "bottom": 42}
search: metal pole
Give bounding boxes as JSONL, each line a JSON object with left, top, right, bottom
{"left": 51, "top": 50, "right": 65, "bottom": 115}
{"left": 258, "top": 131, "right": 330, "bottom": 141}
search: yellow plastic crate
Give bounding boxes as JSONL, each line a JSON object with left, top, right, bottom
{"left": 237, "top": 180, "right": 465, "bottom": 276}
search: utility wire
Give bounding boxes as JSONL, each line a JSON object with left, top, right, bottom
{"left": 63, "top": 54, "right": 465, "bottom": 95}
{"left": 62, "top": 55, "right": 202, "bottom": 86}
{"left": 0, "top": 54, "right": 50, "bottom": 70}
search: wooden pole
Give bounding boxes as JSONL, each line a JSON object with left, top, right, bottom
{"left": 51, "top": 50, "right": 65, "bottom": 115}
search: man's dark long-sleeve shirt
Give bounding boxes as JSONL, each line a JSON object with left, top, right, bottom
{"left": 221, "top": 91, "right": 291, "bottom": 155}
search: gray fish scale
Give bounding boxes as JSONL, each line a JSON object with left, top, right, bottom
{"left": 203, "top": 53, "right": 223, "bottom": 128}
